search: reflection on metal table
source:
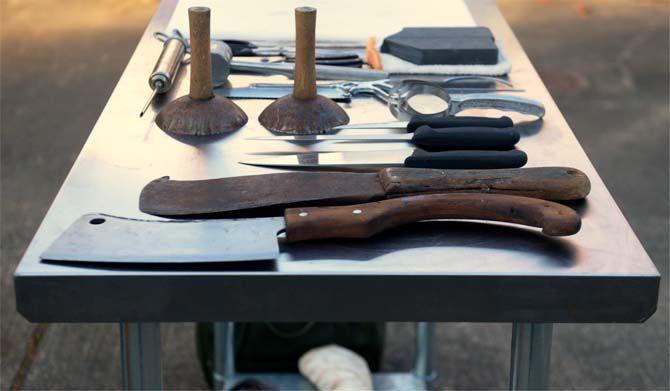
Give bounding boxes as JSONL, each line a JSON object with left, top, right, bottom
{"left": 13, "top": 0, "right": 659, "bottom": 390}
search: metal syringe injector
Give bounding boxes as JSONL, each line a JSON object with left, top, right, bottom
{"left": 140, "top": 30, "right": 189, "bottom": 117}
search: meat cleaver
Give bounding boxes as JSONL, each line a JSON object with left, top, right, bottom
{"left": 139, "top": 167, "right": 590, "bottom": 217}
{"left": 43, "top": 193, "right": 581, "bottom": 265}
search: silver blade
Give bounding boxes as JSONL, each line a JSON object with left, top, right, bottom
{"left": 246, "top": 134, "right": 413, "bottom": 142}
{"left": 332, "top": 121, "right": 409, "bottom": 130}
{"left": 240, "top": 150, "right": 411, "bottom": 169}
{"left": 40, "top": 214, "right": 284, "bottom": 264}
{"left": 217, "top": 86, "right": 348, "bottom": 101}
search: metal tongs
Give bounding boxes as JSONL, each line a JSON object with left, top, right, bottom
{"left": 331, "top": 76, "right": 518, "bottom": 100}
{"left": 337, "top": 78, "right": 544, "bottom": 119}
{"left": 387, "top": 80, "right": 545, "bottom": 120}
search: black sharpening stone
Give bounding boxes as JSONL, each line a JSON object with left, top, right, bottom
{"left": 381, "top": 27, "right": 498, "bottom": 65}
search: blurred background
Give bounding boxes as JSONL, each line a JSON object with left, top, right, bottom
{"left": 1, "top": 0, "right": 668, "bottom": 389}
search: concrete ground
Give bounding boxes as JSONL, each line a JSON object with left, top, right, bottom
{"left": 1, "top": 0, "right": 668, "bottom": 389}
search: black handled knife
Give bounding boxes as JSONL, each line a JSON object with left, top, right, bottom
{"left": 331, "top": 116, "right": 514, "bottom": 132}
{"left": 248, "top": 126, "right": 520, "bottom": 151}
{"left": 241, "top": 149, "right": 527, "bottom": 171}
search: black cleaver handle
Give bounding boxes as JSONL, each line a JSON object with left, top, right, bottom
{"left": 404, "top": 149, "right": 527, "bottom": 169}
{"left": 411, "top": 126, "right": 520, "bottom": 150}
{"left": 406, "top": 115, "right": 513, "bottom": 132}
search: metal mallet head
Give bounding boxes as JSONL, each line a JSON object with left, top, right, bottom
{"left": 156, "top": 7, "right": 247, "bottom": 136}
{"left": 258, "top": 7, "right": 349, "bottom": 134}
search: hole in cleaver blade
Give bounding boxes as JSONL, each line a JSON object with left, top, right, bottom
{"left": 40, "top": 214, "right": 284, "bottom": 266}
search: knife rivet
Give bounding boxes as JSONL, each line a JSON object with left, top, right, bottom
{"left": 299, "top": 212, "right": 309, "bottom": 217}
{"left": 352, "top": 209, "right": 362, "bottom": 215}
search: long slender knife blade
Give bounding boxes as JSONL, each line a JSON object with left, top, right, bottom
{"left": 332, "top": 121, "right": 409, "bottom": 130}
{"left": 241, "top": 150, "right": 411, "bottom": 170}
{"left": 217, "top": 86, "right": 349, "bottom": 102}
{"left": 246, "top": 134, "right": 413, "bottom": 142}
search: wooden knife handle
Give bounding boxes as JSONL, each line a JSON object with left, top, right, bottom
{"left": 284, "top": 193, "right": 581, "bottom": 242}
{"left": 379, "top": 166, "right": 591, "bottom": 201}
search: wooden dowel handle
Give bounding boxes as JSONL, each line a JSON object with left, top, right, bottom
{"left": 188, "top": 7, "right": 213, "bottom": 100}
{"left": 284, "top": 193, "right": 581, "bottom": 242}
{"left": 293, "top": 7, "right": 317, "bottom": 100}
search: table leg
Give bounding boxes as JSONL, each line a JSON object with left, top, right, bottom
{"left": 508, "top": 323, "right": 553, "bottom": 391}
{"left": 413, "top": 322, "right": 437, "bottom": 388}
{"left": 120, "top": 322, "right": 163, "bottom": 390}
{"left": 213, "top": 322, "right": 235, "bottom": 391}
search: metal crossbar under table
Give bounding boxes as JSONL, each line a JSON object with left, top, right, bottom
{"left": 212, "top": 322, "right": 436, "bottom": 391}
{"left": 208, "top": 321, "right": 554, "bottom": 391}
{"left": 118, "top": 322, "right": 555, "bottom": 390}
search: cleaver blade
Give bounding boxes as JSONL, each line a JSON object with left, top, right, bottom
{"left": 42, "top": 194, "right": 582, "bottom": 265}
{"left": 41, "top": 214, "right": 284, "bottom": 264}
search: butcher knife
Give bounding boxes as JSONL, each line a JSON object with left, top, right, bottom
{"left": 43, "top": 194, "right": 581, "bottom": 265}
{"left": 332, "top": 116, "right": 514, "bottom": 132}
{"left": 139, "top": 167, "right": 591, "bottom": 217}
{"left": 240, "top": 149, "right": 528, "bottom": 171}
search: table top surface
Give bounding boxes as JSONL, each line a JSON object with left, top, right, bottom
{"left": 14, "top": 0, "right": 659, "bottom": 323}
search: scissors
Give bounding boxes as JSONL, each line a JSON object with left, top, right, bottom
{"left": 332, "top": 77, "right": 544, "bottom": 119}
{"left": 225, "top": 40, "right": 364, "bottom": 67}
{"left": 249, "top": 75, "right": 544, "bottom": 119}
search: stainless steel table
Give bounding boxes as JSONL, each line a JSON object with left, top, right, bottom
{"left": 14, "top": 0, "right": 659, "bottom": 390}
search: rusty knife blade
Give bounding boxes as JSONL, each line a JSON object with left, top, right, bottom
{"left": 140, "top": 172, "right": 385, "bottom": 217}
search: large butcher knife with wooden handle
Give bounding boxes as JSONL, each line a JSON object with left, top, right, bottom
{"left": 43, "top": 194, "right": 581, "bottom": 265}
{"left": 139, "top": 167, "right": 590, "bottom": 217}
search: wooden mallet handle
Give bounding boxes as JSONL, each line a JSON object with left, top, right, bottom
{"left": 293, "top": 7, "right": 317, "bottom": 100}
{"left": 188, "top": 7, "right": 213, "bottom": 100}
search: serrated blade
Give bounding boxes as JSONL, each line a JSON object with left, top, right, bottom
{"left": 40, "top": 214, "right": 284, "bottom": 264}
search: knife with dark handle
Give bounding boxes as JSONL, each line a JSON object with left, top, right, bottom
{"left": 240, "top": 149, "right": 528, "bottom": 170}
{"left": 400, "top": 126, "right": 519, "bottom": 150}
{"left": 43, "top": 194, "right": 581, "bottom": 265}
{"left": 405, "top": 116, "right": 514, "bottom": 132}
{"left": 249, "top": 126, "right": 521, "bottom": 151}
{"left": 332, "top": 116, "right": 514, "bottom": 132}
{"left": 403, "top": 149, "right": 527, "bottom": 169}
{"left": 139, "top": 167, "right": 591, "bottom": 217}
